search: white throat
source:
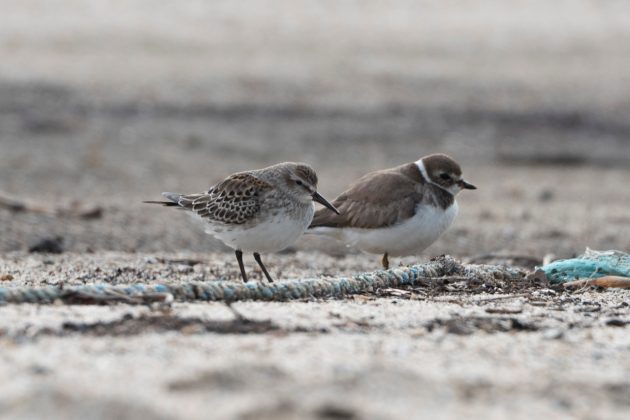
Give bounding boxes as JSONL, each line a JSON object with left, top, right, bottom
{"left": 415, "top": 159, "right": 453, "bottom": 195}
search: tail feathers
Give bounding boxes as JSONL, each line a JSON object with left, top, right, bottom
{"left": 142, "top": 200, "right": 179, "bottom": 207}
{"left": 143, "top": 192, "right": 182, "bottom": 207}
{"left": 161, "top": 192, "right": 182, "bottom": 203}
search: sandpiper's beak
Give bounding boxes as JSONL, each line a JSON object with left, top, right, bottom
{"left": 459, "top": 180, "right": 477, "bottom": 190}
{"left": 312, "top": 191, "right": 340, "bottom": 214}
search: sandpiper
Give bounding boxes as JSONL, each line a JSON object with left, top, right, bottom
{"left": 145, "top": 162, "right": 339, "bottom": 282}
{"left": 308, "top": 154, "right": 476, "bottom": 269}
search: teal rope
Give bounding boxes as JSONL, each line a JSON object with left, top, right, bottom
{"left": 0, "top": 256, "right": 525, "bottom": 305}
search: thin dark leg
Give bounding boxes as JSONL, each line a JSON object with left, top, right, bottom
{"left": 253, "top": 252, "right": 274, "bottom": 283}
{"left": 235, "top": 250, "right": 248, "bottom": 282}
{"left": 381, "top": 253, "right": 390, "bottom": 270}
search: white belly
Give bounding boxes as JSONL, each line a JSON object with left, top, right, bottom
{"left": 203, "top": 206, "right": 314, "bottom": 253}
{"left": 314, "top": 202, "right": 458, "bottom": 257}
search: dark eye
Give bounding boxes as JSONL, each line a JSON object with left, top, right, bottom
{"left": 440, "top": 173, "right": 451, "bottom": 181}
{"left": 295, "top": 180, "right": 303, "bottom": 186}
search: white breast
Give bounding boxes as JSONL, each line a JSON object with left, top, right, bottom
{"left": 203, "top": 205, "right": 314, "bottom": 253}
{"left": 327, "top": 202, "right": 458, "bottom": 257}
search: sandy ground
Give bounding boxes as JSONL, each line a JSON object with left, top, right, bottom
{"left": 1, "top": 1, "right": 630, "bottom": 419}
{"left": 1, "top": 252, "right": 630, "bottom": 420}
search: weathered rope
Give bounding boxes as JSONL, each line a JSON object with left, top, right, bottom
{"left": 0, "top": 256, "right": 526, "bottom": 305}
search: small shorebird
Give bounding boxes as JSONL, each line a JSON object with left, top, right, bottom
{"left": 308, "top": 154, "right": 476, "bottom": 269}
{"left": 145, "top": 162, "right": 339, "bottom": 282}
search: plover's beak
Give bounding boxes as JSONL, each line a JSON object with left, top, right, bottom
{"left": 459, "top": 180, "right": 477, "bottom": 190}
{"left": 312, "top": 191, "right": 340, "bottom": 214}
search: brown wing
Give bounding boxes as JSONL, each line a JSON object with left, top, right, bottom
{"left": 310, "top": 169, "right": 422, "bottom": 229}
{"left": 177, "top": 173, "right": 273, "bottom": 225}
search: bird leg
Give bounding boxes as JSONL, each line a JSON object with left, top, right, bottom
{"left": 381, "top": 253, "right": 390, "bottom": 270}
{"left": 253, "top": 252, "right": 274, "bottom": 283}
{"left": 235, "top": 250, "right": 248, "bottom": 282}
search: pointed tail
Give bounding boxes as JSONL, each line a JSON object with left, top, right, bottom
{"left": 142, "top": 192, "right": 182, "bottom": 207}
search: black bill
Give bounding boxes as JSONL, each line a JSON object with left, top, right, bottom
{"left": 459, "top": 180, "right": 477, "bottom": 190}
{"left": 312, "top": 191, "right": 340, "bottom": 214}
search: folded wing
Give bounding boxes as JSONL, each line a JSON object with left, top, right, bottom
{"left": 169, "top": 173, "right": 273, "bottom": 225}
{"left": 310, "top": 170, "right": 421, "bottom": 229}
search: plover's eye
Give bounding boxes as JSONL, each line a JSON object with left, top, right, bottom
{"left": 295, "top": 180, "right": 304, "bottom": 186}
{"left": 440, "top": 173, "right": 451, "bottom": 181}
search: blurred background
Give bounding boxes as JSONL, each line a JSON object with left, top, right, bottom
{"left": 1, "top": 0, "right": 629, "bottom": 257}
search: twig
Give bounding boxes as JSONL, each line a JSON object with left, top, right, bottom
{"left": 432, "top": 293, "right": 529, "bottom": 304}
{"left": 485, "top": 307, "right": 523, "bottom": 314}
{"left": 156, "top": 257, "right": 204, "bottom": 266}
{"left": 0, "top": 192, "right": 102, "bottom": 219}
{"left": 62, "top": 289, "right": 172, "bottom": 305}
{"left": 225, "top": 302, "right": 250, "bottom": 322}
{"left": 468, "top": 253, "right": 541, "bottom": 266}
{"left": 471, "top": 293, "right": 530, "bottom": 302}
{"left": 0, "top": 193, "right": 46, "bottom": 213}
{"left": 563, "top": 276, "right": 630, "bottom": 289}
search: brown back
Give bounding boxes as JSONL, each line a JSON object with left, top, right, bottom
{"left": 310, "top": 163, "right": 429, "bottom": 229}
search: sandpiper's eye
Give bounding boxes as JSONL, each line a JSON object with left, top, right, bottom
{"left": 295, "top": 180, "right": 303, "bottom": 186}
{"left": 440, "top": 173, "right": 451, "bottom": 181}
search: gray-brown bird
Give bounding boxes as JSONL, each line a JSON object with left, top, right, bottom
{"left": 308, "top": 154, "right": 476, "bottom": 269}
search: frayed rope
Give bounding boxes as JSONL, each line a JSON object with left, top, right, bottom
{"left": 0, "top": 256, "right": 525, "bottom": 305}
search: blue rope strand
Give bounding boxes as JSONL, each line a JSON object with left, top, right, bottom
{"left": 0, "top": 256, "right": 525, "bottom": 305}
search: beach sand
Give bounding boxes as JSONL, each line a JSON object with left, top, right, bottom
{"left": 1, "top": 1, "right": 629, "bottom": 418}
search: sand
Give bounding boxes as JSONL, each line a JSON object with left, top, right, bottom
{"left": 1, "top": 1, "right": 629, "bottom": 419}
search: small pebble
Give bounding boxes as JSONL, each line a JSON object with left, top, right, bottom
{"left": 28, "top": 236, "right": 64, "bottom": 254}
{"left": 538, "top": 188, "right": 555, "bottom": 202}
{"left": 532, "top": 289, "right": 557, "bottom": 297}
{"left": 176, "top": 264, "right": 193, "bottom": 273}
{"left": 543, "top": 328, "right": 564, "bottom": 340}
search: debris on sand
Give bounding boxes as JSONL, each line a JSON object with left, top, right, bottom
{"left": 563, "top": 276, "right": 630, "bottom": 289}
{"left": 540, "top": 249, "right": 630, "bottom": 284}
{"left": 49, "top": 314, "right": 281, "bottom": 337}
{"left": 28, "top": 236, "right": 65, "bottom": 254}
{"left": 0, "top": 192, "right": 103, "bottom": 219}
{"left": 0, "top": 256, "right": 528, "bottom": 306}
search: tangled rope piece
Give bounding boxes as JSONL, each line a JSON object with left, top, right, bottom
{"left": 0, "top": 256, "right": 526, "bottom": 306}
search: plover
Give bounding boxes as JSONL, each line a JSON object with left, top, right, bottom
{"left": 145, "top": 162, "right": 339, "bottom": 282}
{"left": 308, "top": 154, "right": 476, "bottom": 269}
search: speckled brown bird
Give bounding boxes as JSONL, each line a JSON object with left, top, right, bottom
{"left": 145, "top": 162, "right": 338, "bottom": 282}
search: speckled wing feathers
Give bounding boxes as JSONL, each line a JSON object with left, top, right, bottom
{"left": 176, "top": 173, "right": 273, "bottom": 225}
